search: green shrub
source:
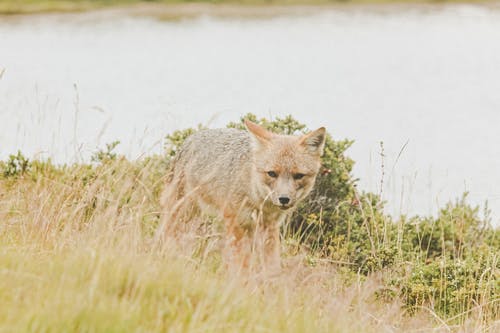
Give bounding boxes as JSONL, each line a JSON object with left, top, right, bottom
{"left": 91, "top": 140, "right": 121, "bottom": 164}
{"left": 398, "top": 195, "right": 500, "bottom": 321}
{"left": 1, "top": 151, "right": 31, "bottom": 178}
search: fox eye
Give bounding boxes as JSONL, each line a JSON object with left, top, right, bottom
{"left": 293, "top": 173, "right": 305, "bottom": 180}
{"left": 267, "top": 171, "right": 278, "bottom": 178}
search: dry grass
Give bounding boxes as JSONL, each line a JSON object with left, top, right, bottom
{"left": 0, "top": 157, "right": 497, "bottom": 332}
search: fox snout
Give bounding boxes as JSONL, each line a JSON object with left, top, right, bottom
{"left": 269, "top": 174, "right": 307, "bottom": 209}
{"left": 270, "top": 181, "right": 302, "bottom": 210}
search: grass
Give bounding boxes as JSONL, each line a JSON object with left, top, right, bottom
{"left": 0, "top": 151, "right": 498, "bottom": 332}
{"left": 0, "top": 0, "right": 495, "bottom": 15}
{"left": 0, "top": 229, "right": 417, "bottom": 332}
{"left": 0, "top": 158, "right": 410, "bottom": 332}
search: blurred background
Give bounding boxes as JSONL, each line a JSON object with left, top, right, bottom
{"left": 1, "top": 0, "right": 500, "bottom": 223}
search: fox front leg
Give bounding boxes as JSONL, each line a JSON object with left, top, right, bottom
{"left": 222, "top": 212, "right": 252, "bottom": 272}
{"left": 260, "top": 224, "right": 281, "bottom": 273}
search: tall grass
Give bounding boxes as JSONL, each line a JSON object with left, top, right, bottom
{"left": 0, "top": 152, "right": 497, "bottom": 332}
{"left": 0, "top": 158, "right": 407, "bottom": 332}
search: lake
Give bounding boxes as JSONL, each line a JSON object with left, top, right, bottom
{"left": 1, "top": 4, "right": 500, "bottom": 223}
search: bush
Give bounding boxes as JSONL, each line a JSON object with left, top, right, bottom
{"left": 1, "top": 151, "right": 31, "bottom": 178}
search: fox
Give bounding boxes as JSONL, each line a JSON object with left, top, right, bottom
{"left": 159, "top": 119, "right": 326, "bottom": 271}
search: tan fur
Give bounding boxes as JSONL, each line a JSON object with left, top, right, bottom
{"left": 159, "top": 120, "right": 326, "bottom": 272}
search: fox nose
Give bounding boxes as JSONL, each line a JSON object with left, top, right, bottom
{"left": 278, "top": 196, "right": 290, "bottom": 205}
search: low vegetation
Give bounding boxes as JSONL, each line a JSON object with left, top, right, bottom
{"left": 0, "top": 114, "right": 498, "bottom": 332}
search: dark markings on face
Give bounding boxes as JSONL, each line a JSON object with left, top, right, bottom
{"left": 262, "top": 170, "right": 311, "bottom": 187}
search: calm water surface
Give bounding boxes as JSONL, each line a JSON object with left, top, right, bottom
{"left": 1, "top": 5, "right": 500, "bottom": 223}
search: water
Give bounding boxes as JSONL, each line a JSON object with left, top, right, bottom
{"left": 1, "top": 5, "right": 500, "bottom": 223}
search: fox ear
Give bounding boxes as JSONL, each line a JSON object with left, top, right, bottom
{"left": 299, "top": 127, "right": 326, "bottom": 156}
{"left": 244, "top": 119, "right": 273, "bottom": 146}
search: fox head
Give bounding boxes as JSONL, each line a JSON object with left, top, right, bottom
{"left": 245, "top": 119, "right": 326, "bottom": 211}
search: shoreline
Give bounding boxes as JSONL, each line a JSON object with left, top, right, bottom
{"left": 1, "top": 1, "right": 499, "bottom": 19}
